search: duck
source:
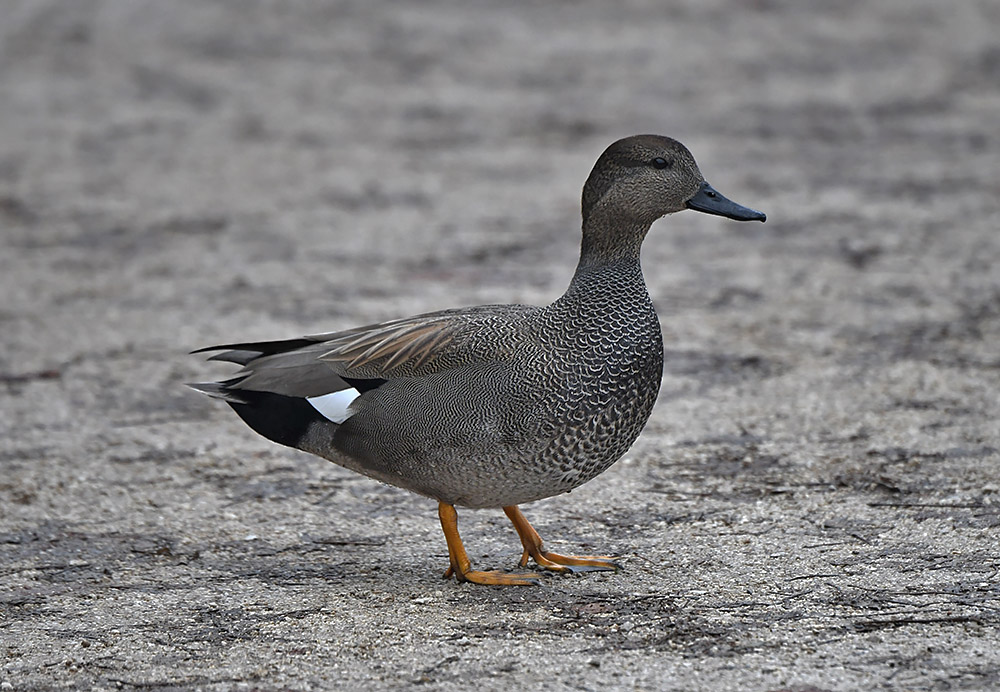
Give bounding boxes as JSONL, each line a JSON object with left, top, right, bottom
{"left": 190, "top": 134, "right": 765, "bottom": 585}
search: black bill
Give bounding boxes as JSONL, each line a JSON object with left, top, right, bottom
{"left": 686, "top": 181, "right": 766, "bottom": 222}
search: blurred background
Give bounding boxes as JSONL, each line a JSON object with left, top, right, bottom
{"left": 2, "top": 1, "right": 998, "bottom": 689}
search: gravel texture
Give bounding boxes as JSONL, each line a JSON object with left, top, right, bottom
{"left": 2, "top": 1, "right": 999, "bottom": 690}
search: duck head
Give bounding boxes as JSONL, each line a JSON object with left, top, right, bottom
{"left": 581, "top": 134, "right": 766, "bottom": 227}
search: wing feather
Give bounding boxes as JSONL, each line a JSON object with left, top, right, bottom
{"left": 192, "top": 304, "right": 538, "bottom": 401}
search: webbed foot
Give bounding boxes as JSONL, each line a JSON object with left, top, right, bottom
{"left": 504, "top": 505, "right": 620, "bottom": 575}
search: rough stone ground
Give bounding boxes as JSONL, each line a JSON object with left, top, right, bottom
{"left": 2, "top": 1, "right": 999, "bottom": 690}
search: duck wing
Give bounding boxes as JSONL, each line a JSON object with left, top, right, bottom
{"left": 190, "top": 304, "right": 538, "bottom": 402}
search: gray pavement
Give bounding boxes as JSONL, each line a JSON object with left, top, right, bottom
{"left": 2, "top": 1, "right": 999, "bottom": 690}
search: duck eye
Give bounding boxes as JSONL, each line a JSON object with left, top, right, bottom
{"left": 651, "top": 157, "right": 671, "bottom": 170}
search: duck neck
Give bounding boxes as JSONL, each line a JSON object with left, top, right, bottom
{"left": 548, "top": 216, "right": 658, "bottom": 356}
{"left": 567, "top": 214, "right": 651, "bottom": 293}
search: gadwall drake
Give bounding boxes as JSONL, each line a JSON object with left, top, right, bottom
{"left": 191, "top": 135, "right": 765, "bottom": 585}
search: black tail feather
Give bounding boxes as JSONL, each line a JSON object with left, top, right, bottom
{"left": 191, "top": 338, "right": 321, "bottom": 365}
{"left": 187, "top": 377, "right": 252, "bottom": 403}
{"left": 226, "top": 390, "right": 330, "bottom": 450}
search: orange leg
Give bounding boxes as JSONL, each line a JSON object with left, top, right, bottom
{"left": 438, "top": 503, "right": 539, "bottom": 586}
{"left": 503, "top": 505, "right": 620, "bottom": 573}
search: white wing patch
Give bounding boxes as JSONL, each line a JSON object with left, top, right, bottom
{"left": 306, "top": 388, "right": 361, "bottom": 424}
